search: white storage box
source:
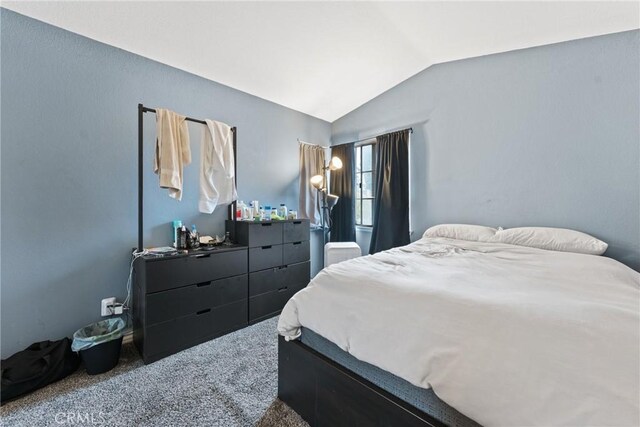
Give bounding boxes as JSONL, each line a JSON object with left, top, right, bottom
{"left": 324, "top": 242, "right": 362, "bottom": 268}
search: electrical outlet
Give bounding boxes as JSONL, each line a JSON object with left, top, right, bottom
{"left": 101, "top": 297, "right": 116, "bottom": 316}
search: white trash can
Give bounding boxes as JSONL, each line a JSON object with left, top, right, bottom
{"left": 324, "top": 242, "right": 362, "bottom": 268}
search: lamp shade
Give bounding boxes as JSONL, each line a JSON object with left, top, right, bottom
{"left": 326, "top": 193, "right": 339, "bottom": 210}
{"left": 310, "top": 174, "right": 324, "bottom": 189}
{"left": 329, "top": 156, "right": 343, "bottom": 171}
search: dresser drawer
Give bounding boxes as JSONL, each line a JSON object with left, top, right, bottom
{"left": 144, "top": 299, "right": 247, "bottom": 359}
{"left": 283, "top": 220, "right": 310, "bottom": 243}
{"left": 249, "top": 267, "right": 281, "bottom": 297}
{"left": 249, "top": 244, "right": 283, "bottom": 272}
{"left": 249, "top": 261, "right": 310, "bottom": 297}
{"left": 145, "top": 249, "right": 247, "bottom": 293}
{"left": 233, "top": 221, "right": 283, "bottom": 247}
{"left": 145, "top": 275, "right": 248, "bottom": 326}
{"left": 283, "top": 241, "right": 310, "bottom": 265}
{"left": 249, "top": 283, "right": 305, "bottom": 323}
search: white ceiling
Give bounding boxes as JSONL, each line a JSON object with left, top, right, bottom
{"left": 3, "top": 1, "right": 639, "bottom": 122}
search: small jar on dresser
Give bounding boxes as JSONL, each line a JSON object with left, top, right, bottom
{"left": 226, "top": 219, "right": 311, "bottom": 324}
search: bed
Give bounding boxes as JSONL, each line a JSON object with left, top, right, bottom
{"left": 277, "top": 232, "right": 640, "bottom": 426}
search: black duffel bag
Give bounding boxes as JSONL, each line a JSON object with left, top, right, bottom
{"left": 1, "top": 338, "right": 80, "bottom": 404}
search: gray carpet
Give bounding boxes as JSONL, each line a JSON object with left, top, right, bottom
{"left": 1, "top": 317, "right": 308, "bottom": 427}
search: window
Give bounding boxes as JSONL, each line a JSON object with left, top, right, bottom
{"left": 355, "top": 142, "right": 376, "bottom": 226}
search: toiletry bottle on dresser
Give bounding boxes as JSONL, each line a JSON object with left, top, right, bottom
{"left": 236, "top": 201, "right": 245, "bottom": 220}
{"left": 252, "top": 202, "right": 261, "bottom": 221}
{"left": 278, "top": 204, "right": 288, "bottom": 218}
{"left": 172, "top": 220, "right": 183, "bottom": 247}
{"left": 243, "top": 204, "right": 251, "bottom": 220}
{"left": 177, "top": 225, "right": 188, "bottom": 249}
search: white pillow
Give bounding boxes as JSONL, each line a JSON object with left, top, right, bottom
{"left": 423, "top": 224, "right": 498, "bottom": 242}
{"left": 489, "top": 227, "right": 608, "bottom": 255}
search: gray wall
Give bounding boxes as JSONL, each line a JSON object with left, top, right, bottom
{"left": 1, "top": 9, "right": 330, "bottom": 357}
{"left": 332, "top": 30, "right": 640, "bottom": 271}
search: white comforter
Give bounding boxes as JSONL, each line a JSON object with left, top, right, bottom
{"left": 278, "top": 237, "right": 640, "bottom": 426}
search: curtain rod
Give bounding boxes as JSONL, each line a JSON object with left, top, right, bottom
{"left": 333, "top": 126, "right": 413, "bottom": 147}
{"left": 142, "top": 106, "right": 236, "bottom": 129}
{"left": 298, "top": 126, "right": 413, "bottom": 150}
{"left": 297, "top": 139, "right": 330, "bottom": 149}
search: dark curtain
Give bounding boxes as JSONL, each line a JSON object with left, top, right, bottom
{"left": 369, "top": 130, "right": 410, "bottom": 254}
{"left": 329, "top": 143, "right": 356, "bottom": 242}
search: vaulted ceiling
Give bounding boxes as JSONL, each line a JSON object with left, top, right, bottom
{"left": 4, "top": 1, "right": 638, "bottom": 122}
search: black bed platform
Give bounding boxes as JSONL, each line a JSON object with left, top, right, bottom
{"left": 278, "top": 335, "right": 447, "bottom": 427}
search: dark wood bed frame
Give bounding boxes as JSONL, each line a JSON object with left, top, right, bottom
{"left": 277, "top": 336, "right": 446, "bottom": 427}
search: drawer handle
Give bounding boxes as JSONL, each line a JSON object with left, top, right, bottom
{"left": 193, "top": 253, "right": 211, "bottom": 259}
{"left": 261, "top": 245, "right": 272, "bottom": 250}
{"left": 196, "top": 281, "right": 212, "bottom": 288}
{"left": 261, "top": 223, "right": 272, "bottom": 227}
{"left": 278, "top": 286, "right": 289, "bottom": 292}
{"left": 292, "top": 221, "right": 302, "bottom": 224}
{"left": 292, "top": 241, "right": 302, "bottom": 245}
{"left": 196, "top": 309, "right": 211, "bottom": 315}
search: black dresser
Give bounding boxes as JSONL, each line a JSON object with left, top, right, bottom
{"left": 227, "top": 219, "right": 311, "bottom": 324}
{"left": 133, "top": 245, "right": 248, "bottom": 364}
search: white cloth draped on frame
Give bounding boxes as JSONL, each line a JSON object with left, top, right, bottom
{"left": 154, "top": 108, "right": 191, "bottom": 200}
{"left": 298, "top": 143, "right": 325, "bottom": 227}
{"left": 199, "top": 120, "right": 237, "bottom": 213}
